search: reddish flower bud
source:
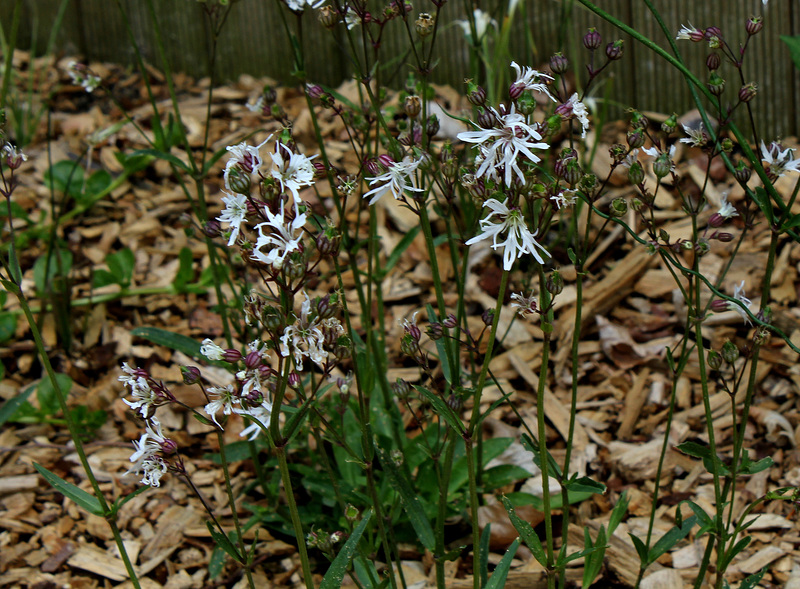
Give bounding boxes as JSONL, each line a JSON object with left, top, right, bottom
{"left": 583, "top": 28, "right": 602, "bottom": 50}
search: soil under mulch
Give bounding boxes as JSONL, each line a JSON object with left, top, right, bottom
{"left": 2, "top": 50, "right": 800, "bottom": 589}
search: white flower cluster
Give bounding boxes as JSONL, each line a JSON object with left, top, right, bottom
{"left": 280, "top": 293, "right": 344, "bottom": 372}
{"left": 201, "top": 339, "right": 275, "bottom": 440}
{"left": 66, "top": 61, "right": 100, "bottom": 93}
{"left": 217, "top": 136, "right": 316, "bottom": 255}
{"left": 363, "top": 156, "right": 425, "bottom": 204}
{"left": 119, "top": 364, "right": 173, "bottom": 487}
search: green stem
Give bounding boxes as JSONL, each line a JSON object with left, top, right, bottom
{"left": 275, "top": 444, "right": 315, "bottom": 588}
{"left": 466, "top": 269, "right": 509, "bottom": 589}
{"left": 0, "top": 0, "right": 21, "bottom": 111}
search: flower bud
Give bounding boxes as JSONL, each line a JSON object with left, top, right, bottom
{"left": 316, "top": 231, "right": 341, "bottom": 257}
{"left": 318, "top": 5, "right": 340, "bottom": 28}
{"left": 714, "top": 232, "right": 734, "bottom": 242}
{"left": 738, "top": 83, "right": 757, "bottom": 103}
{"left": 443, "top": 313, "right": 458, "bottom": 329}
{"left": 721, "top": 340, "right": 739, "bottom": 364}
{"left": 661, "top": 114, "right": 678, "bottom": 135}
{"left": 160, "top": 438, "right": 178, "bottom": 455}
{"left": 516, "top": 93, "right": 536, "bottom": 116}
{"left": 583, "top": 28, "right": 602, "bottom": 50}
{"left": 203, "top": 219, "right": 222, "bottom": 238}
{"left": 609, "top": 143, "right": 628, "bottom": 163}
{"left": 426, "top": 114, "right": 440, "bottom": 137}
{"left": 707, "top": 72, "right": 725, "bottom": 96}
{"left": 606, "top": 40, "right": 624, "bottom": 60}
{"left": 400, "top": 334, "right": 418, "bottom": 357}
{"left": 227, "top": 166, "right": 251, "bottom": 195}
{"left": 564, "top": 159, "right": 583, "bottom": 186}
{"left": 653, "top": 152, "right": 673, "bottom": 179}
{"left": 627, "top": 130, "right": 645, "bottom": 149}
{"left": 223, "top": 349, "right": 243, "bottom": 363}
{"left": 466, "top": 81, "right": 487, "bottom": 106}
{"left": 263, "top": 308, "right": 284, "bottom": 333}
{"left": 627, "top": 161, "right": 645, "bottom": 185}
{"left": 244, "top": 350, "right": 262, "bottom": 369}
{"left": 628, "top": 110, "right": 648, "bottom": 130}
{"left": 345, "top": 504, "right": 360, "bottom": 523}
{"left": 391, "top": 378, "right": 412, "bottom": 399}
{"left": 405, "top": 95, "right": 422, "bottom": 118}
{"left": 288, "top": 372, "right": 300, "bottom": 387}
{"left": 610, "top": 197, "right": 628, "bottom": 217}
{"left": 549, "top": 52, "right": 569, "bottom": 74}
{"left": 734, "top": 162, "right": 751, "bottom": 184}
{"left": 694, "top": 237, "right": 710, "bottom": 256}
{"left": 477, "top": 109, "right": 496, "bottom": 129}
{"left": 181, "top": 366, "right": 202, "bottom": 385}
{"left": 415, "top": 12, "right": 434, "bottom": 36}
{"left": 707, "top": 350, "right": 722, "bottom": 370}
{"left": 427, "top": 322, "right": 443, "bottom": 340}
{"left": 446, "top": 393, "right": 463, "bottom": 412}
{"left": 481, "top": 308, "right": 495, "bottom": 326}
{"left": 746, "top": 16, "right": 763, "bottom": 36}
{"left": 579, "top": 173, "right": 598, "bottom": 196}
{"left": 546, "top": 270, "right": 563, "bottom": 295}
{"left": 706, "top": 52, "right": 721, "bottom": 71}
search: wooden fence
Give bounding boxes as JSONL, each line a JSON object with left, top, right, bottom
{"left": 2, "top": 0, "right": 798, "bottom": 137}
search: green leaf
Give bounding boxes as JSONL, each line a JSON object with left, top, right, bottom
{"left": 132, "top": 148, "right": 191, "bottom": 173}
{"left": 608, "top": 491, "right": 629, "bottom": 535}
{"left": 780, "top": 35, "right": 800, "bottom": 70}
{"left": 563, "top": 476, "right": 606, "bottom": 495}
{"left": 130, "top": 327, "right": 203, "bottom": 358}
{"left": 427, "top": 304, "right": 453, "bottom": 385}
{"left": 206, "top": 521, "right": 242, "bottom": 563}
{"left": 320, "top": 509, "right": 373, "bottom": 589}
{"left": 780, "top": 213, "right": 800, "bottom": 232}
{"left": 34, "top": 463, "right": 104, "bottom": 516}
{"left": 479, "top": 524, "right": 491, "bottom": 588}
{"left": 720, "top": 536, "right": 751, "bottom": 571}
{"left": 629, "top": 532, "right": 648, "bottom": 564}
{"left": 501, "top": 495, "right": 547, "bottom": 565}
{"left": 0, "top": 383, "right": 35, "bottom": 426}
{"left": 738, "top": 567, "right": 766, "bottom": 589}
{"left": 106, "top": 248, "right": 135, "bottom": 287}
{"left": 44, "top": 160, "right": 84, "bottom": 198}
{"left": 481, "top": 465, "right": 532, "bottom": 491}
{"left": 37, "top": 373, "right": 72, "bottom": 416}
{"left": 80, "top": 169, "right": 113, "bottom": 205}
{"left": 33, "top": 249, "right": 73, "bottom": 296}
{"left": 414, "top": 385, "right": 463, "bottom": 433}
{"left": 376, "top": 446, "right": 435, "bottom": 551}
{"left": 750, "top": 186, "right": 774, "bottom": 224}
{"left": 676, "top": 441, "right": 730, "bottom": 476}
{"left": 485, "top": 538, "right": 520, "bottom": 589}
{"left": 92, "top": 269, "right": 118, "bottom": 289}
{"left": 0, "top": 312, "right": 16, "bottom": 344}
{"left": 647, "top": 516, "right": 697, "bottom": 566}
{"left": 521, "top": 434, "right": 562, "bottom": 479}
{"left": 739, "top": 455, "right": 774, "bottom": 475}
{"left": 173, "top": 247, "right": 195, "bottom": 292}
{"left": 208, "top": 546, "right": 226, "bottom": 579}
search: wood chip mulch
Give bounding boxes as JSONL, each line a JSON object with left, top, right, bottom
{"left": 2, "top": 50, "right": 800, "bottom": 589}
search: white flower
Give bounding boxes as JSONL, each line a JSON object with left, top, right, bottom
{"left": 224, "top": 137, "right": 270, "bottom": 192}
{"left": 457, "top": 104, "right": 549, "bottom": 187}
{"left": 510, "top": 292, "right": 538, "bottom": 317}
{"left": 218, "top": 192, "right": 249, "bottom": 246}
{"left": 760, "top": 141, "right": 800, "bottom": 177}
{"left": 271, "top": 142, "right": 317, "bottom": 202}
{"left": 510, "top": 62, "right": 555, "bottom": 101}
{"left": 2, "top": 142, "right": 27, "bottom": 166}
{"left": 200, "top": 338, "right": 226, "bottom": 361}
{"left": 642, "top": 144, "right": 676, "bottom": 159}
{"left": 465, "top": 198, "right": 550, "bottom": 270}
{"left": 675, "top": 23, "right": 700, "bottom": 41}
{"left": 344, "top": 9, "right": 360, "bottom": 29}
{"left": 205, "top": 384, "right": 238, "bottom": 427}
{"left": 120, "top": 363, "right": 157, "bottom": 418}
{"left": 679, "top": 124, "right": 707, "bottom": 147}
{"left": 363, "top": 156, "right": 424, "bottom": 205}
{"left": 730, "top": 281, "right": 753, "bottom": 325}
{"left": 127, "top": 419, "right": 170, "bottom": 487}
{"left": 457, "top": 9, "right": 497, "bottom": 41}
{"left": 67, "top": 61, "right": 100, "bottom": 93}
{"left": 565, "top": 93, "right": 590, "bottom": 138}
{"left": 285, "top": 0, "right": 325, "bottom": 11}
{"left": 280, "top": 292, "right": 328, "bottom": 371}
{"left": 717, "top": 193, "right": 738, "bottom": 219}
{"left": 246, "top": 95, "right": 265, "bottom": 113}
{"left": 551, "top": 189, "right": 577, "bottom": 210}
{"left": 252, "top": 204, "right": 307, "bottom": 269}
{"left": 237, "top": 403, "right": 273, "bottom": 441}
